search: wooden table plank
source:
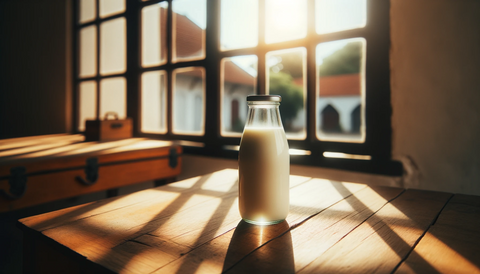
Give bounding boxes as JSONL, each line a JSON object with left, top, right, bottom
{"left": 0, "top": 138, "right": 175, "bottom": 176}
{"left": 19, "top": 170, "right": 311, "bottom": 273}
{"left": 296, "top": 189, "right": 452, "bottom": 274}
{"left": 0, "top": 134, "right": 83, "bottom": 154}
{"left": 224, "top": 185, "right": 404, "bottom": 273}
{"left": 395, "top": 194, "right": 480, "bottom": 274}
{"left": 149, "top": 179, "right": 367, "bottom": 274}
{"left": 20, "top": 169, "right": 480, "bottom": 274}
{"left": 92, "top": 174, "right": 314, "bottom": 273}
{"left": 20, "top": 169, "right": 248, "bottom": 231}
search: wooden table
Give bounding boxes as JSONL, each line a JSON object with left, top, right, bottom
{"left": 18, "top": 169, "right": 480, "bottom": 273}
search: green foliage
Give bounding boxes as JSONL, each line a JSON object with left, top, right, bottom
{"left": 231, "top": 118, "right": 245, "bottom": 133}
{"left": 319, "top": 42, "right": 362, "bottom": 76}
{"left": 269, "top": 72, "right": 303, "bottom": 131}
{"left": 273, "top": 51, "right": 304, "bottom": 78}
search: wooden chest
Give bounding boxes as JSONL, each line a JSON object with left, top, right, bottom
{"left": 84, "top": 117, "right": 133, "bottom": 142}
{"left": 0, "top": 134, "right": 182, "bottom": 212}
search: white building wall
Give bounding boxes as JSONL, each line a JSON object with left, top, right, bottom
{"left": 317, "top": 96, "right": 361, "bottom": 132}
{"left": 173, "top": 75, "right": 204, "bottom": 133}
{"left": 290, "top": 108, "right": 306, "bottom": 131}
{"left": 222, "top": 83, "right": 253, "bottom": 132}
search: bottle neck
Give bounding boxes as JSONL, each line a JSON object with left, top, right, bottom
{"left": 245, "top": 102, "right": 283, "bottom": 128}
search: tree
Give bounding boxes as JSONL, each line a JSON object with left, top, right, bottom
{"left": 269, "top": 71, "right": 303, "bottom": 131}
{"left": 319, "top": 42, "right": 362, "bottom": 76}
{"left": 273, "top": 52, "right": 304, "bottom": 78}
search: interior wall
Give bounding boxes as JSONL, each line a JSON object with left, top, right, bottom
{"left": 0, "top": 0, "right": 71, "bottom": 139}
{"left": 390, "top": 0, "right": 480, "bottom": 195}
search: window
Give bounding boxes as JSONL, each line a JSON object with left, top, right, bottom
{"left": 75, "top": 0, "right": 126, "bottom": 130}
{"left": 73, "top": 0, "right": 401, "bottom": 175}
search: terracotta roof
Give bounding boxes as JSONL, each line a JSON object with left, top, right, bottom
{"left": 223, "top": 61, "right": 255, "bottom": 86}
{"left": 180, "top": 61, "right": 255, "bottom": 86}
{"left": 174, "top": 12, "right": 203, "bottom": 58}
{"left": 318, "top": 73, "right": 361, "bottom": 97}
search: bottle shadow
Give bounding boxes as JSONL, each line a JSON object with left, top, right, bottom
{"left": 222, "top": 220, "right": 294, "bottom": 273}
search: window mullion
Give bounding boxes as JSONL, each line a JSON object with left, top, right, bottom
{"left": 257, "top": 0, "right": 266, "bottom": 95}
{"left": 306, "top": 0, "right": 317, "bottom": 150}
{"left": 95, "top": 0, "right": 100, "bottom": 119}
{"left": 125, "top": 0, "right": 140, "bottom": 135}
{"left": 166, "top": 0, "right": 174, "bottom": 137}
{"left": 204, "top": 0, "right": 221, "bottom": 148}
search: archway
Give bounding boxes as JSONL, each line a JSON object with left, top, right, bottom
{"left": 351, "top": 104, "right": 361, "bottom": 133}
{"left": 321, "top": 104, "right": 341, "bottom": 133}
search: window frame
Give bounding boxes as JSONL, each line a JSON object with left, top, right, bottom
{"left": 73, "top": 0, "right": 130, "bottom": 130}
{"left": 72, "top": 0, "right": 402, "bottom": 176}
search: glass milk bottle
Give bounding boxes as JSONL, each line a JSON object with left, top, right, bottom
{"left": 238, "top": 95, "right": 289, "bottom": 225}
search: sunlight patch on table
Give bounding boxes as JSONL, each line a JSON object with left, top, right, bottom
{"left": 16, "top": 142, "right": 92, "bottom": 158}
{"left": 0, "top": 141, "right": 78, "bottom": 157}
{"left": 201, "top": 169, "right": 238, "bottom": 192}
{"left": 59, "top": 138, "right": 140, "bottom": 156}
{"left": 104, "top": 140, "right": 172, "bottom": 153}
{"left": 168, "top": 176, "right": 204, "bottom": 189}
{"left": 150, "top": 197, "right": 222, "bottom": 245}
{"left": 404, "top": 231, "right": 480, "bottom": 273}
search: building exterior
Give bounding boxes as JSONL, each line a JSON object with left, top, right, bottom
{"left": 316, "top": 73, "right": 362, "bottom": 140}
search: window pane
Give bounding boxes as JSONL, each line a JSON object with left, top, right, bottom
{"left": 78, "top": 81, "right": 97, "bottom": 131}
{"left": 79, "top": 0, "right": 96, "bottom": 24}
{"left": 172, "top": 67, "right": 205, "bottom": 135}
{"left": 100, "top": 77, "right": 126, "bottom": 120}
{"left": 316, "top": 38, "right": 366, "bottom": 142}
{"left": 141, "top": 71, "right": 167, "bottom": 134}
{"left": 172, "top": 0, "right": 206, "bottom": 62}
{"left": 220, "top": 0, "right": 258, "bottom": 51}
{"left": 100, "top": 17, "right": 126, "bottom": 75}
{"left": 99, "top": 0, "right": 125, "bottom": 18}
{"left": 265, "top": 0, "right": 307, "bottom": 44}
{"left": 79, "top": 26, "right": 97, "bottom": 78}
{"left": 266, "top": 48, "right": 306, "bottom": 139}
{"left": 141, "top": 2, "right": 168, "bottom": 67}
{"left": 315, "top": 0, "right": 367, "bottom": 34}
{"left": 221, "top": 55, "right": 257, "bottom": 136}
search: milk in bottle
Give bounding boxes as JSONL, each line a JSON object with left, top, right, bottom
{"left": 238, "top": 95, "right": 289, "bottom": 225}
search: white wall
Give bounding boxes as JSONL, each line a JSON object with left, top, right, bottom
{"left": 317, "top": 96, "right": 361, "bottom": 132}
{"left": 173, "top": 75, "right": 204, "bottom": 133}
{"left": 222, "top": 83, "right": 251, "bottom": 132}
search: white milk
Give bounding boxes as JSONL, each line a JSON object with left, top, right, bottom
{"left": 238, "top": 126, "right": 289, "bottom": 224}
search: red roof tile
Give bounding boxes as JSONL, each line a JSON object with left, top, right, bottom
{"left": 171, "top": 11, "right": 204, "bottom": 58}
{"left": 224, "top": 61, "right": 255, "bottom": 86}
{"left": 318, "top": 73, "right": 361, "bottom": 97}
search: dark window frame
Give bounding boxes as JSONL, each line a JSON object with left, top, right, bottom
{"left": 72, "top": 0, "right": 402, "bottom": 176}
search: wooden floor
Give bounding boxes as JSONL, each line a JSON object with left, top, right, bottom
{"left": 19, "top": 169, "right": 480, "bottom": 273}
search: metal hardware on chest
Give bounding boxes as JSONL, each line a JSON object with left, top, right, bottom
{"left": 110, "top": 123, "right": 123, "bottom": 129}
{"left": 1, "top": 166, "right": 27, "bottom": 199}
{"left": 169, "top": 147, "right": 178, "bottom": 168}
{"left": 76, "top": 157, "right": 99, "bottom": 185}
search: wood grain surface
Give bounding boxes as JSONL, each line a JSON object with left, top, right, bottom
{"left": 1, "top": 135, "right": 181, "bottom": 212}
{"left": 18, "top": 169, "right": 480, "bottom": 274}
